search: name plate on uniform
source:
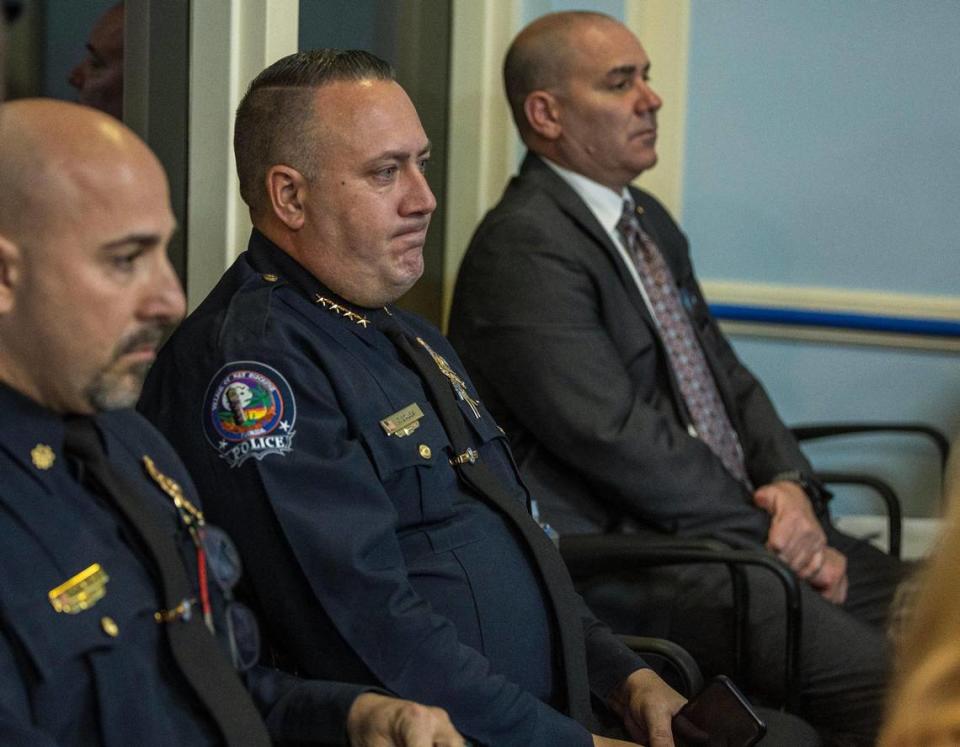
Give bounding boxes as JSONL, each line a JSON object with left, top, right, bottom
{"left": 380, "top": 403, "right": 424, "bottom": 437}
{"left": 48, "top": 563, "right": 110, "bottom": 614}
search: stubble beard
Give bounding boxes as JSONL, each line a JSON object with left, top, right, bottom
{"left": 83, "top": 324, "right": 172, "bottom": 411}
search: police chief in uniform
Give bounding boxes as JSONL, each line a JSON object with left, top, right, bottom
{"left": 0, "top": 98, "right": 462, "bottom": 747}
{"left": 139, "top": 50, "right": 694, "bottom": 747}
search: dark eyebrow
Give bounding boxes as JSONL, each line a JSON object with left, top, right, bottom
{"left": 606, "top": 64, "right": 637, "bottom": 78}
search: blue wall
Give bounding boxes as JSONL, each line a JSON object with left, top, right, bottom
{"left": 682, "top": 2, "right": 960, "bottom": 516}
{"left": 683, "top": 1, "right": 960, "bottom": 293}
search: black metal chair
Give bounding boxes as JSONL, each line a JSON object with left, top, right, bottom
{"left": 791, "top": 421, "right": 950, "bottom": 558}
{"left": 560, "top": 421, "right": 948, "bottom": 710}
{"left": 620, "top": 634, "right": 704, "bottom": 698}
{"left": 560, "top": 534, "right": 802, "bottom": 712}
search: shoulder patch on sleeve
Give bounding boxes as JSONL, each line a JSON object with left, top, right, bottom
{"left": 203, "top": 361, "right": 297, "bottom": 468}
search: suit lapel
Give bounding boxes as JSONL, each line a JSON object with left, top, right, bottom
{"left": 519, "top": 155, "right": 659, "bottom": 333}
{"left": 521, "top": 156, "right": 697, "bottom": 427}
{"left": 518, "top": 159, "right": 699, "bottom": 429}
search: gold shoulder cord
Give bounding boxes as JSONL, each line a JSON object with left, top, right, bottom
{"left": 142, "top": 455, "right": 204, "bottom": 526}
{"left": 141, "top": 456, "right": 212, "bottom": 629}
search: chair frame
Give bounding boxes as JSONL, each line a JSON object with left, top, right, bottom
{"left": 560, "top": 534, "right": 802, "bottom": 712}
{"left": 619, "top": 634, "right": 704, "bottom": 697}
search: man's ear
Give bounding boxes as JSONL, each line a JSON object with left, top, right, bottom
{"left": 0, "top": 234, "right": 21, "bottom": 315}
{"left": 524, "top": 90, "right": 563, "bottom": 141}
{"left": 265, "top": 165, "right": 308, "bottom": 231}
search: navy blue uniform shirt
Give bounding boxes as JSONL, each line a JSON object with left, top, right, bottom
{"left": 139, "top": 230, "right": 645, "bottom": 747}
{"left": 0, "top": 382, "right": 368, "bottom": 746}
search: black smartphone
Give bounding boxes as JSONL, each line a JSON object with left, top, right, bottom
{"left": 672, "top": 675, "right": 766, "bottom": 747}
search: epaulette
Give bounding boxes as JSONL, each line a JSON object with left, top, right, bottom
{"left": 217, "top": 271, "right": 287, "bottom": 346}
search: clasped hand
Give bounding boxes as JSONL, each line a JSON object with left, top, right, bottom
{"left": 754, "top": 480, "right": 847, "bottom": 603}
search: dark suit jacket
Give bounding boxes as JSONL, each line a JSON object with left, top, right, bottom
{"left": 140, "top": 230, "right": 644, "bottom": 747}
{"left": 449, "top": 153, "right": 816, "bottom": 548}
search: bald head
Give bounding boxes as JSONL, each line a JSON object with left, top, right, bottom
{"left": 0, "top": 99, "right": 184, "bottom": 414}
{"left": 0, "top": 99, "right": 162, "bottom": 243}
{"left": 504, "top": 11, "right": 619, "bottom": 138}
{"left": 503, "top": 12, "right": 661, "bottom": 190}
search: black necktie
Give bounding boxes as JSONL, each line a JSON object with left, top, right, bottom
{"left": 63, "top": 417, "right": 271, "bottom": 747}
{"left": 377, "top": 315, "right": 593, "bottom": 723}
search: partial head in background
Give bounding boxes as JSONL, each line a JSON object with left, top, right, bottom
{"left": 69, "top": 2, "right": 124, "bottom": 119}
{"left": 0, "top": 99, "right": 184, "bottom": 414}
{"left": 504, "top": 11, "right": 662, "bottom": 192}
{"left": 234, "top": 49, "right": 436, "bottom": 308}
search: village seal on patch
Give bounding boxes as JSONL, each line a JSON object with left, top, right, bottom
{"left": 203, "top": 362, "right": 296, "bottom": 468}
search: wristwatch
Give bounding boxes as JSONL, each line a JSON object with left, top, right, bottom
{"left": 771, "top": 470, "right": 832, "bottom": 515}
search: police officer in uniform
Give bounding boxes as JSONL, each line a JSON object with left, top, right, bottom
{"left": 139, "top": 49, "right": 692, "bottom": 747}
{"left": 0, "top": 98, "right": 463, "bottom": 747}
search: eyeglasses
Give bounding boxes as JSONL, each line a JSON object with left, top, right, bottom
{"left": 202, "top": 524, "right": 261, "bottom": 672}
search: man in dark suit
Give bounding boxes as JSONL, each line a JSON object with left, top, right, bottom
{"left": 448, "top": 11, "right": 903, "bottom": 745}
{"left": 139, "top": 49, "right": 693, "bottom": 747}
{"left": 0, "top": 97, "right": 462, "bottom": 747}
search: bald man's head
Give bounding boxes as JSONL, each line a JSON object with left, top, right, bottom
{"left": 503, "top": 11, "right": 617, "bottom": 138}
{"left": 0, "top": 99, "right": 185, "bottom": 414}
{"left": 503, "top": 11, "right": 661, "bottom": 190}
{"left": 0, "top": 98, "right": 153, "bottom": 242}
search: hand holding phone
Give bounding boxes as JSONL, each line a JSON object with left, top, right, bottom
{"left": 671, "top": 676, "right": 766, "bottom": 747}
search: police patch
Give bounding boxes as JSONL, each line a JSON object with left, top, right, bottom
{"left": 203, "top": 362, "right": 296, "bottom": 468}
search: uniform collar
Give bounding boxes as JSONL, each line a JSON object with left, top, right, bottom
{"left": 0, "top": 381, "right": 70, "bottom": 490}
{"left": 245, "top": 228, "right": 383, "bottom": 330}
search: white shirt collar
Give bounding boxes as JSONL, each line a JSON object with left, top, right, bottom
{"left": 539, "top": 156, "right": 657, "bottom": 319}
{"left": 541, "top": 157, "right": 631, "bottom": 235}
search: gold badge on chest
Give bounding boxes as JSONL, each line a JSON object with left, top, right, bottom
{"left": 380, "top": 403, "right": 425, "bottom": 437}
{"left": 48, "top": 563, "right": 110, "bottom": 614}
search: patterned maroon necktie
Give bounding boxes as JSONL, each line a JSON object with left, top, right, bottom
{"left": 617, "top": 199, "right": 750, "bottom": 487}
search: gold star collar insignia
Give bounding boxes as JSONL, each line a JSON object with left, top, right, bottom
{"left": 314, "top": 294, "right": 370, "bottom": 327}
{"left": 31, "top": 443, "right": 55, "bottom": 470}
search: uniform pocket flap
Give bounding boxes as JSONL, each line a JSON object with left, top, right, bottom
{"left": 360, "top": 401, "right": 451, "bottom": 480}
{"left": 4, "top": 558, "right": 157, "bottom": 678}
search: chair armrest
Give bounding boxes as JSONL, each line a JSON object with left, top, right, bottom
{"left": 618, "top": 634, "right": 704, "bottom": 698}
{"left": 560, "top": 534, "right": 802, "bottom": 711}
{"left": 816, "top": 470, "right": 902, "bottom": 557}
{"left": 791, "top": 421, "right": 949, "bottom": 473}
